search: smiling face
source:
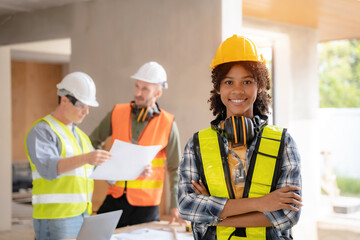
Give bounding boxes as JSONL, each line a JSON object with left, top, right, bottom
{"left": 218, "top": 64, "right": 258, "bottom": 119}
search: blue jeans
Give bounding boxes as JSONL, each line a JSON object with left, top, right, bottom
{"left": 33, "top": 211, "right": 88, "bottom": 240}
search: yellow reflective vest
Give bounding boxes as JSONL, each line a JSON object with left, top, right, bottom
{"left": 25, "top": 115, "right": 94, "bottom": 219}
{"left": 195, "top": 125, "right": 286, "bottom": 240}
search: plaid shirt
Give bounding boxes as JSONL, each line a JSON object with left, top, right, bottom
{"left": 178, "top": 127, "right": 302, "bottom": 240}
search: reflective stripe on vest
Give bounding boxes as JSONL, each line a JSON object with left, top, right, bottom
{"left": 108, "top": 104, "right": 174, "bottom": 206}
{"left": 25, "top": 114, "right": 94, "bottom": 219}
{"left": 197, "top": 125, "right": 285, "bottom": 240}
{"left": 32, "top": 193, "right": 91, "bottom": 204}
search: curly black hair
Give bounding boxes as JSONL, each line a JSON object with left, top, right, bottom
{"left": 208, "top": 61, "right": 271, "bottom": 120}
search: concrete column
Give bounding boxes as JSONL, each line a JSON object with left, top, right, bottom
{"left": 285, "top": 30, "right": 320, "bottom": 240}
{"left": 0, "top": 47, "right": 12, "bottom": 231}
{"left": 272, "top": 27, "right": 320, "bottom": 240}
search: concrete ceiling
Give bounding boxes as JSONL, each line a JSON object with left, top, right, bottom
{"left": 0, "top": 0, "right": 90, "bottom": 16}
{"left": 0, "top": 0, "right": 359, "bottom": 42}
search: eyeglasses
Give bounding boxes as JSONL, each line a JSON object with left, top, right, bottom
{"left": 66, "top": 95, "right": 88, "bottom": 110}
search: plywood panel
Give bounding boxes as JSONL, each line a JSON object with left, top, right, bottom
{"left": 12, "top": 61, "right": 62, "bottom": 162}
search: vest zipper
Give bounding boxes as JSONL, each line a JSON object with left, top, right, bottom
{"left": 223, "top": 159, "right": 236, "bottom": 199}
{"left": 124, "top": 181, "right": 127, "bottom": 194}
{"left": 218, "top": 134, "right": 236, "bottom": 199}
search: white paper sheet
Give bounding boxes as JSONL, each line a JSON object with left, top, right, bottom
{"left": 89, "top": 140, "right": 162, "bottom": 181}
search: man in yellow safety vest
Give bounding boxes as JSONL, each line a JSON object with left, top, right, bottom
{"left": 25, "top": 72, "right": 112, "bottom": 240}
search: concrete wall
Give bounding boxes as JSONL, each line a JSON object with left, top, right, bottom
{"left": 68, "top": 0, "right": 219, "bottom": 142}
{"left": 0, "top": 0, "right": 221, "bottom": 230}
{"left": 243, "top": 17, "right": 320, "bottom": 240}
{"left": 0, "top": 47, "right": 12, "bottom": 231}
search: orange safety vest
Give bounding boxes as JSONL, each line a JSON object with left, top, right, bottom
{"left": 107, "top": 103, "right": 174, "bottom": 206}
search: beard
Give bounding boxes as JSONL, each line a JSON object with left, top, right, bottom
{"left": 134, "top": 96, "right": 154, "bottom": 108}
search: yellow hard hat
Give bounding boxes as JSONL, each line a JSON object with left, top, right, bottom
{"left": 210, "top": 35, "right": 264, "bottom": 70}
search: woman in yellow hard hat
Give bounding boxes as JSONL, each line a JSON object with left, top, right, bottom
{"left": 178, "top": 35, "right": 302, "bottom": 240}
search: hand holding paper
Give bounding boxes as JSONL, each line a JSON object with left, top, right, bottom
{"left": 89, "top": 140, "right": 162, "bottom": 181}
{"left": 139, "top": 164, "right": 153, "bottom": 177}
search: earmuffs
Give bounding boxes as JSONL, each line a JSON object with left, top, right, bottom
{"left": 224, "top": 116, "right": 255, "bottom": 145}
{"left": 212, "top": 115, "right": 268, "bottom": 145}
{"left": 130, "top": 101, "right": 158, "bottom": 122}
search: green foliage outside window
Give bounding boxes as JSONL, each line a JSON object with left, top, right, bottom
{"left": 318, "top": 39, "right": 360, "bottom": 108}
{"left": 337, "top": 177, "right": 360, "bottom": 197}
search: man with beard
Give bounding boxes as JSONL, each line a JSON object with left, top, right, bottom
{"left": 90, "top": 61, "right": 184, "bottom": 228}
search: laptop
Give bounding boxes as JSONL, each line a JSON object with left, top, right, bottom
{"left": 76, "top": 210, "right": 123, "bottom": 240}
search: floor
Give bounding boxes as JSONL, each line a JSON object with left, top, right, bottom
{"left": 2, "top": 197, "right": 360, "bottom": 240}
{"left": 0, "top": 201, "right": 34, "bottom": 240}
{"left": 316, "top": 195, "right": 360, "bottom": 240}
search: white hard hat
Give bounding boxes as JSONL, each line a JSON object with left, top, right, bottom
{"left": 131, "top": 61, "right": 168, "bottom": 89}
{"left": 56, "top": 72, "right": 99, "bottom": 107}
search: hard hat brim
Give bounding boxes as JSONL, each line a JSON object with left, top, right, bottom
{"left": 81, "top": 99, "right": 99, "bottom": 107}
{"left": 130, "top": 75, "right": 168, "bottom": 89}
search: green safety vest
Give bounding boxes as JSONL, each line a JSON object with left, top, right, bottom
{"left": 25, "top": 115, "right": 94, "bottom": 219}
{"left": 195, "top": 125, "right": 286, "bottom": 240}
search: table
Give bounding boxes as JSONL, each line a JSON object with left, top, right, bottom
{"left": 67, "top": 220, "right": 193, "bottom": 240}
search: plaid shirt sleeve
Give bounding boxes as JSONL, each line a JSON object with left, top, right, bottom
{"left": 178, "top": 136, "right": 228, "bottom": 225}
{"left": 263, "top": 131, "right": 302, "bottom": 230}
